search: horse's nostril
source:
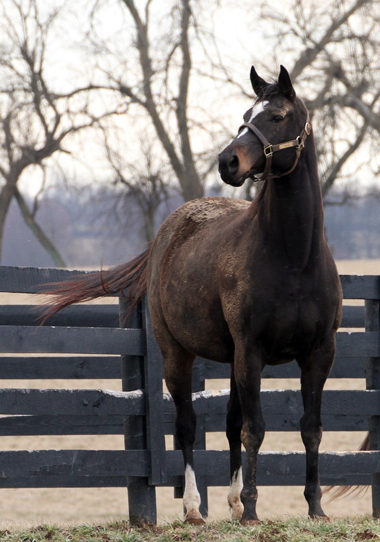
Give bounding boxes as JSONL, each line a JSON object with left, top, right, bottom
{"left": 228, "top": 155, "right": 239, "bottom": 175}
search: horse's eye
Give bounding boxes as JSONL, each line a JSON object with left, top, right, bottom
{"left": 273, "top": 115, "right": 285, "bottom": 123}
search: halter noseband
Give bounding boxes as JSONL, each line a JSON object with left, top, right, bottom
{"left": 238, "top": 113, "right": 312, "bottom": 182}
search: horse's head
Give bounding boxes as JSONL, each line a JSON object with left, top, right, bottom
{"left": 218, "top": 66, "right": 311, "bottom": 186}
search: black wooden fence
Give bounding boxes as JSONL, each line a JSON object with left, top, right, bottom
{"left": 0, "top": 265, "right": 379, "bottom": 523}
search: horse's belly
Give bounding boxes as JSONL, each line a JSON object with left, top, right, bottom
{"left": 163, "top": 296, "right": 234, "bottom": 363}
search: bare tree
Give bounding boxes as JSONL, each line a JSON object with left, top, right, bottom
{"left": 0, "top": 0, "right": 123, "bottom": 265}
{"left": 88, "top": 0, "right": 233, "bottom": 206}
{"left": 254, "top": 0, "right": 380, "bottom": 198}
{"left": 102, "top": 129, "right": 172, "bottom": 242}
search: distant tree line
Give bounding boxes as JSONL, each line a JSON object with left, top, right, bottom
{"left": 2, "top": 187, "right": 380, "bottom": 268}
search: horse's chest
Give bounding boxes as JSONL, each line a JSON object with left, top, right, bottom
{"left": 259, "top": 292, "right": 329, "bottom": 361}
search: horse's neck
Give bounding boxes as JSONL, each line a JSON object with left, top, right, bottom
{"left": 256, "top": 134, "right": 325, "bottom": 270}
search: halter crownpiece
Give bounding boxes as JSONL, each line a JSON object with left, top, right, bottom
{"left": 238, "top": 113, "right": 312, "bottom": 182}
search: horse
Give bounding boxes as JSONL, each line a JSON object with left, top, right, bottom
{"left": 46, "top": 66, "right": 342, "bottom": 525}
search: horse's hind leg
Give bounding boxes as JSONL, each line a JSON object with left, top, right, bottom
{"left": 163, "top": 343, "right": 205, "bottom": 525}
{"left": 227, "top": 368, "right": 244, "bottom": 521}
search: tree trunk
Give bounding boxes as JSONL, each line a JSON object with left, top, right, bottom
{"left": 14, "top": 188, "right": 66, "bottom": 267}
{"left": 0, "top": 184, "right": 17, "bottom": 263}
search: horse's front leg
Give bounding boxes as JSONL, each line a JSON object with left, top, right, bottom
{"left": 298, "top": 338, "right": 335, "bottom": 520}
{"left": 227, "top": 368, "right": 244, "bottom": 521}
{"left": 234, "top": 344, "right": 265, "bottom": 525}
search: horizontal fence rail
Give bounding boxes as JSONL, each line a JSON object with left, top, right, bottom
{"left": 0, "top": 265, "right": 378, "bottom": 523}
{"left": 0, "top": 449, "right": 378, "bottom": 489}
{"left": 0, "top": 303, "right": 365, "bottom": 328}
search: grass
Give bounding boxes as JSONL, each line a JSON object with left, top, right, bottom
{"left": 1, "top": 517, "right": 380, "bottom": 542}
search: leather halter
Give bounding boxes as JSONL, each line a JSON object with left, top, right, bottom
{"left": 238, "top": 113, "right": 312, "bottom": 181}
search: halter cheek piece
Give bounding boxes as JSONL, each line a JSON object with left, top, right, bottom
{"left": 238, "top": 113, "right": 312, "bottom": 181}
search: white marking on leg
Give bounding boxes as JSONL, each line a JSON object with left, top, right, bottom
{"left": 183, "top": 464, "right": 203, "bottom": 522}
{"left": 237, "top": 101, "right": 269, "bottom": 138}
{"left": 228, "top": 467, "right": 244, "bottom": 521}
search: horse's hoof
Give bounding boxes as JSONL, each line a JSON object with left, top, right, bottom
{"left": 229, "top": 504, "right": 244, "bottom": 521}
{"left": 240, "top": 519, "right": 261, "bottom": 526}
{"left": 309, "top": 514, "right": 330, "bottom": 523}
{"left": 185, "top": 517, "right": 206, "bottom": 526}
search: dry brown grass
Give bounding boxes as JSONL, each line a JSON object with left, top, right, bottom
{"left": 0, "top": 260, "right": 378, "bottom": 528}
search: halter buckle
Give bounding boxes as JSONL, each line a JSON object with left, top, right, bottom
{"left": 296, "top": 136, "right": 304, "bottom": 151}
{"left": 264, "top": 145, "right": 273, "bottom": 157}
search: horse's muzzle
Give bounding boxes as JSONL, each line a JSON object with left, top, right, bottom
{"left": 218, "top": 152, "right": 246, "bottom": 186}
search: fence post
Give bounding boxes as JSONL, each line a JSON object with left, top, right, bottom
{"left": 365, "top": 298, "right": 380, "bottom": 519}
{"left": 119, "top": 298, "right": 157, "bottom": 525}
{"left": 141, "top": 297, "right": 166, "bottom": 486}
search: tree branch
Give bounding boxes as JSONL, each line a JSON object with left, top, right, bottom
{"left": 290, "top": 0, "right": 372, "bottom": 80}
{"left": 321, "top": 122, "right": 368, "bottom": 196}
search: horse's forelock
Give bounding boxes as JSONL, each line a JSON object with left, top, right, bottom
{"left": 255, "top": 83, "right": 280, "bottom": 103}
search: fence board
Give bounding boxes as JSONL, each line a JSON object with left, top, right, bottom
{"left": 0, "top": 476, "right": 129, "bottom": 488}
{"left": 0, "top": 267, "right": 378, "bottom": 299}
{"left": 0, "top": 473, "right": 368, "bottom": 489}
{"left": 0, "top": 388, "right": 145, "bottom": 416}
{"left": 336, "top": 332, "right": 379, "bottom": 357}
{"left": 0, "top": 409, "right": 370, "bottom": 437}
{"left": 0, "top": 450, "right": 149, "bottom": 477}
{"left": 0, "top": 449, "right": 376, "bottom": 487}
{"left": 197, "top": 356, "right": 367, "bottom": 380}
{"left": 0, "top": 354, "right": 365, "bottom": 381}
{"left": 0, "top": 415, "right": 124, "bottom": 436}
{"left": 0, "top": 356, "right": 121, "bottom": 379}
{"left": 0, "top": 267, "right": 377, "bottom": 299}
{"left": 0, "top": 388, "right": 375, "bottom": 421}
{"left": 165, "top": 473, "right": 371, "bottom": 488}
{"left": 0, "top": 305, "right": 119, "bottom": 328}
{"left": 0, "top": 303, "right": 364, "bottom": 329}
{"left": 341, "top": 305, "right": 365, "bottom": 328}
{"left": 340, "top": 275, "right": 380, "bottom": 299}
{"left": 0, "top": 326, "right": 145, "bottom": 355}
{"left": 0, "top": 266, "right": 96, "bottom": 294}
{"left": 163, "top": 450, "right": 380, "bottom": 482}
{"left": 161, "top": 389, "right": 380, "bottom": 420}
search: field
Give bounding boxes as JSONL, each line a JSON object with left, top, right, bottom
{"left": 0, "top": 259, "right": 378, "bottom": 530}
{"left": 1, "top": 518, "right": 380, "bottom": 542}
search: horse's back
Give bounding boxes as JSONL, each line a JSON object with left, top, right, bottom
{"left": 154, "top": 196, "right": 249, "bottom": 249}
{"left": 147, "top": 196, "right": 249, "bottom": 278}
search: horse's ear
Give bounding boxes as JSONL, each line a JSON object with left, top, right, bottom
{"left": 278, "top": 65, "right": 296, "bottom": 100}
{"left": 250, "top": 66, "right": 269, "bottom": 96}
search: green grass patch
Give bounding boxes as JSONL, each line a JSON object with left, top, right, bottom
{"left": 0, "top": 517, "right": 379, "bottom": 542}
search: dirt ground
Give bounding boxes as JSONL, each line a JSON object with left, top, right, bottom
{"left": 0, "top": 259, "right": 378, "bottom": 528}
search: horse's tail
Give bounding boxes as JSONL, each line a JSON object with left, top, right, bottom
{"left": 42, "top": 248, "right": 150, "bottom": 322}
{"left": 323, "top": 432, "right": 369, "bottom": 501}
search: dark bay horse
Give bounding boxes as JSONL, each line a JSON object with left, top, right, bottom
{"left": 47, "top": 66, "right": 342, "bottom": 524}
